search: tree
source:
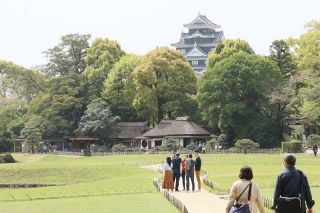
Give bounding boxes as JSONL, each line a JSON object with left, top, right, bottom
{"left": 234, "top": 139, "right": 260, "bottom": 154}
{"left": 289, "top": 21, "right": 320, "bottom": 126}
{"left": 269, "top": 40, "right": 296, "bottom": 78}
{"left": 20, "top": 116, "right": 43, "bottom": 153}
{"left": 103, "top": 54, "right": 141, "bottom": 121}
{"left": 199, "top": 52, "right": 282, "bottom": 147}
{"left": 43, "top": 33, "right": 91, "bottom": 76}
{"left": 85, "top": 38, "right": 125, "bottom": 98}
{"left": 307, "top": 134, "right": 320, "bottom": 147}
{"left": 207, "top": 39, "right": 254, "bottom": 69}
{"left": 76, "top": 98, "right": 120, "bottom": 138}
{"left": 133, "top": 47, "right": 197, "bottom": 124}
{"left": 0, "top": 60, "right": 46, "bottom": 101}
{"left": 27, "top": 72, "right": 89, "bottom": 138}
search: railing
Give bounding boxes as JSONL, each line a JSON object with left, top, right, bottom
{"left": 153, "top": 177, "right": 188, "bottom": 213}
{"left": 54, "top": 148, "right": 282, "bottom": 156}
{"left": 202, "top": 170, "right": 274, "bottom": 210}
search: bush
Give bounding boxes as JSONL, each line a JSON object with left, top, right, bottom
{"left": 206, "top": 139, "right": 218, "bottom": 150}
{"left": 234, "top": 139, "right": 260, "bottom": 154}
{"left": 0, "top": 153, "right": 16, "bottom": 163}
{"left": 112, "top": 143, "right": 126, "bottom": 152}
{"left": 307, "top": 134, "right": 320, "bottom": 148}
{"left": 282, "top": 141, "right": 302, "bottom": 153}
{"left": 186, "top": 142, "right": 196, "bottom": 151}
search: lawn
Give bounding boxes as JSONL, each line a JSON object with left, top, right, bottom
{"left": 0, "top": 154, "right": 177, "bottom": 213}
{"left": 201, "top": 154, "right": 320, "bottom": 212}
{"left": 0, "top": 153, "right": 318, "bottom": 213}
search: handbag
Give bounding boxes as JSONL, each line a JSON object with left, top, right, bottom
{"left": 276, "top": 170, "right": 304, "bottom": 213}
{"left": 229, "top": 182, "right": 252, "bottom": 213}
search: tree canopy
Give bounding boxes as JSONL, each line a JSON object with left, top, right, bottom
{"left": 43, "top": 33, "right": 91, "bottom": 76}
{"left": 133, "top": 47, "right": 197, "bottom": 124}
{"left": 103, "top": 54, "right": 141, "bottom": 121}
{"left": 199, "top": 51, "right": 282, "bottom": 147}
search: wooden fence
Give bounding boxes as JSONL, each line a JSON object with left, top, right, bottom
{"left": 153, "top": 177, "right": 188, "bottom": 213}
{"left": 202, "top": 170, "right": 274, "bottom": 211}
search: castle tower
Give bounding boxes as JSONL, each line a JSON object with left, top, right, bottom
{"left": 172, "top": 14, "right": 224, "bottom": 76}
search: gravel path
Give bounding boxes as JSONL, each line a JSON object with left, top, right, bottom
{"left": 143, "top": 164, "right": 229, "bottom": 213}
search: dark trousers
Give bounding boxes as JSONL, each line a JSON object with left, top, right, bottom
{"left": 314, "top": 150, "right": 318, "bottom": 157}
{"left": 172, "top": 170, "right": 180, "bottom": 191}
{"left": 181, "top": 170, "right": 186, "bottom": 190}
{"left": 186, "top": 171, "right": 195, "bottom": 191}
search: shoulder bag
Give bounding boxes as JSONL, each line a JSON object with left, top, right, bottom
{"left": 229, "top": 182, "right": 252, "bottom": 213}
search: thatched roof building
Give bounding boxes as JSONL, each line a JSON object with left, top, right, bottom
{"left": 140, "top": 116, "right": 212, "bottom": 148}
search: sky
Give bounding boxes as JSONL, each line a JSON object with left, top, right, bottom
{"left": 0, "top": 0, "right": 319, "bottom": 68}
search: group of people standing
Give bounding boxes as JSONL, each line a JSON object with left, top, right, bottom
{"left": 162, "top": 150, "right": 202, "bottom": 192}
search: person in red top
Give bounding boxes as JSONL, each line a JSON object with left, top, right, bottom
{"left": 181, "top": 154, "right": 188, "bottom": 191}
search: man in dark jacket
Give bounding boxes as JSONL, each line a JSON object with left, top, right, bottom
{"left": 172, "top": 152, "right": 181, "bottom": 191}
{"left": 273, "top": 154, "right": 314, "bottom": 213}
{"left": 194, "top": 149, "right": 202, "bottom": 191}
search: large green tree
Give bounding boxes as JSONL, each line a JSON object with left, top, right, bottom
{"left": 0, "top": 60, "right": 46, "bottom": 101}
{"left": 43, "top": 33, "right": 91, "bottom": 76}
{"left": 269, "top": 40, "right": 296, "bottom": 78}
{"left": 28, "top": 72, "right": 89, "bottom": 138}
{"left": 207, "top": 39, "right": 254, "bottom": 69}
{"left": 289, "top": 21, "right": 320, "bottom": 126}
{"left": 85, "top": 38, "right": 125, "bottom": 99}
{"left": 133, "top": 47, "right": 197, "bottom": 124}
{"left": 199, "top": 52, "right": 282, "bottom": 147}
{"left": 103, "top": 54, "right": 141, "bottom": 121}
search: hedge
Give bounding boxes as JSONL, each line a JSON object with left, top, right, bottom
{"left": 0, "top": 153, "right": 16, "bottom": 163}
{"left": 281, "top": 141, "right": 302, "bottom": 153}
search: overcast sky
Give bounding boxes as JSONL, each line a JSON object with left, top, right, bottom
{"left": 0, "top": 0, "right": 319, "bottom": 68}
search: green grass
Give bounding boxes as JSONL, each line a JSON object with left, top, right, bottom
{"left": 0, "top": 153, "right": 318, "bottom": 212}
{"left": 0, "top": 154, "right": 177, "bottom": 213}
{"left": 200, "top": 154, "right": 320, "bottom": 212}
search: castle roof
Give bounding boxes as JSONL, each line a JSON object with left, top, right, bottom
{"left": 184, "top": 14, "right": 221, "bottom": 30}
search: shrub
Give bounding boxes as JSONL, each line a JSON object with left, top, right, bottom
{"left": 234, "top": 139, "right": 260, "bottom": 154}
{"left": 0, "top": 153, "right": 16, "bottom": 163}
{"left": 206, "top": 139, "right": 218, "bottom": 150}
{"left": 186, "top": 142, "right": 196, "bottom": 151}
{"left": 0, "top": 157, "right": 4, "bottom": 164}
{"left": 112, "top": 143, "right": 126, "bottom": 152}
{"left": 282, "top": 141, "right": 302, "bottom": 153}
{"left": 307, "top": 134, "right": 320, "bottom": 148}
{"left": 165, "top": 139, "right": 176, "bottom": 151}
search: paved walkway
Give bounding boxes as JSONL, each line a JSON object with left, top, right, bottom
{"left": 144, "top": 164, "right": 229, "bottom": 213}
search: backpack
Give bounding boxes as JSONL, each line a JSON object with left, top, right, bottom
{"left": 275, "top": 170, "right": 304, "bottom": 213}
{"left": 229, "top": 182, "right": 252, "bottom": 213}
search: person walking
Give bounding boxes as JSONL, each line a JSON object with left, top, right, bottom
{"left": 272, "top": 154, "right": 315, "bottom": 213}
{"left": 226, "top": 166, "right": 265, "bottom": 213}
{"left": 186, "top": 154, "right": 195, "bottom": 192}
{"left": 194, "top": 149, "right": 202, "bottom": 191}
{"left": 172, "top": 152, "right": 182, "bottom": 191}
{"left": 181, "top": 154, "right": 188, "bottom": 191}
{"left": 313, "top": 143, "right": 318, "bottom": 157}
{"left": 162, "top": 157, "right": 174, "bottom": 191}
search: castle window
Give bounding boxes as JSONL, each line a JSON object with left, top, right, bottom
{"left": 192, "top": 60, "right": 198, "bottom": 65}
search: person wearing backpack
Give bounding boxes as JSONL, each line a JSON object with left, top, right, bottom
{"left": 226, "top": 166, "right": 265, "bottom": 213}
{"left": 272, "top": 154, "right": 315, "bottom": 213}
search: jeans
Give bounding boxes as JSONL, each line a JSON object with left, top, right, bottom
{"left": 186, "top": 171, "right": 195, "bottom": 191}
{"left": 181, "top": 170, "right": 186, "bottom": 190}
{"left": 172, "top": 170, "right": 180, "bottom": 191}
